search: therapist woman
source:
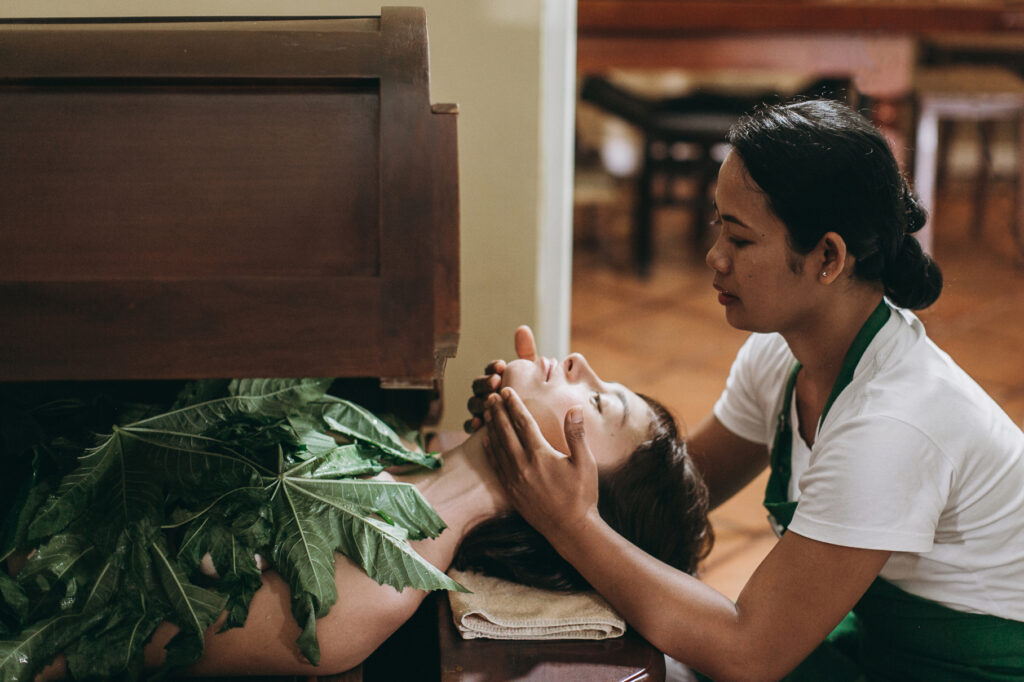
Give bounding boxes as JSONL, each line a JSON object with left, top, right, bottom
{"left": 482, "top": 99, "right": 1024, "bottom": 680}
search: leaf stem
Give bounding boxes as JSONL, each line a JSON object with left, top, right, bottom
{"left": 159, "top": 486, "right": 269, "bottom": 530}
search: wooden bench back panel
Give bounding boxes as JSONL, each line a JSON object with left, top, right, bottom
{"left": 0, "top": 9, "right": 459, "bottom": 385}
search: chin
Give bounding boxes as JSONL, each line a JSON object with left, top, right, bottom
{"left": 724, "top": 307, "right": 774, "bottom": 334}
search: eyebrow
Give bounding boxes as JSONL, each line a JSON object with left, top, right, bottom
{"left": 712, "top": 202, "right": 753, "bottom": 230}
{"left": 615, "top": 389, "right": 630, "bottom": 427}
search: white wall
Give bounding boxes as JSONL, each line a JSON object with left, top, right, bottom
{"left": 1, "top": 1, "right": 576, "bottom": 432}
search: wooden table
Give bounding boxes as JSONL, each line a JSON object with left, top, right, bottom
{"left": 577, "top": 1, "right": 1024, "bottom": 164}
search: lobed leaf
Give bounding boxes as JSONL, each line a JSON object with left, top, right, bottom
{"left": 150, "top": 540, "right": 227, "bottom": 673}
{"left": 64, "top": 602, "right": 163, "bottom": 680}
{"left": 7, "top": 378, "right": 461, "bottom": 677}
{"left": 16, "top": 534, "right": 97, "bottom": 622}
{"left": 0, "top": 611, "right": 104, "bottom": 682}
{"left": 292, "top": 478, "right": 447, "bottom": 541}
{"left": 269, "top": 485, "right": 339, "bottom": 665}
{"left": 28, "top": 432, "right": 124, "bottom": 541}
{"left": 320, "top": 401, "right": 439, "bottom": 470}
{"left": 287, "top": 478, "right": 463, "bottom": 594}
{"left": 285, "top": 443, "right": 386, "bottom": 479}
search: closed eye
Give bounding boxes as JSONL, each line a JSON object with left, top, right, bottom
{"left": 591, "top": 393, "right": 603, "bottom": 413}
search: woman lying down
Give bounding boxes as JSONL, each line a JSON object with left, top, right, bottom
{"left": 1, "top": 335, "right": 712, "bottom": 680}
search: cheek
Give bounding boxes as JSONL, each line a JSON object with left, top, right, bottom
{"left": 501, "top": 359, "right": 538, "bottom": 392}
{"left": 520, "top": 396, "right": 571, "bottom": 454}
{"left": 587, "top": 431, "right": 623, "bottom": 470}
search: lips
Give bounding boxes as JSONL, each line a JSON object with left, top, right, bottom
{"left": 714, "top": 283, "right": 739, "bottom": 305}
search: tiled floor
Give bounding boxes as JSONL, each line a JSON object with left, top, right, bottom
{"left": 570, "top": 177, "right": 1024, "bottom": 600}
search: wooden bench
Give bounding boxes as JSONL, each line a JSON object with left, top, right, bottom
{"left": 0, "top": 9, "right": 665, "bottom": 680}
{"left": 0, "top": 8, "right": 459, "bottom": 391}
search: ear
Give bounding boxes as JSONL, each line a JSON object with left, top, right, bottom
{"left": 814, "top": 231, "right": 850, "bottom": 284}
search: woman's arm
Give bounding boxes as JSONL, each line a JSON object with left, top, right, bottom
{"left": 167, "top": 547, "right": 445, "bottom": 676}
{"left": 554, "top": 512, "right": 888, "bottom": 680}
{"left": 484, "top": 390, "right": 889, "bottom": 681}
{"left": 685, "top": 413, "right": 769, "bottom": 509}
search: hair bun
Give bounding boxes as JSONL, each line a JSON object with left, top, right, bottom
{"left": 883, "top": 234, "right": 943, "bottom": 309}
{"left": 902, "top": 182, "right": 928, "bottom": 235}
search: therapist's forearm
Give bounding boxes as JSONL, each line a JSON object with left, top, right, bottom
{"left": 546, "top": 512, "right": 770, "bottom": 681}
{"left": 546, "top": 513, "right": 742, "bottom": 675}
{"left": 545, "top": 512, "right": 889, "bottom": 682}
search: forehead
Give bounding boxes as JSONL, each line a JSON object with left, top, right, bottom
{"left": 717, "top": 153, "right": 761, "bottom": 204}
{"left": 615, "top": 385, "right": 656, "bottom": 440}
{"left": 716, "top": 153, "right": 788, "bottom": 233}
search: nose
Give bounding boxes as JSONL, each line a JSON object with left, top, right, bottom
{"left": 563, "top": 352, "right": 598, "bottom": 383}
{"left": 706, "top": 234, "right": 730, "bottom": 274}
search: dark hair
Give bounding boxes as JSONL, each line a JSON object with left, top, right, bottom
{"left": 727, "top": 99, "right": 942, "bottom": 310}
{"left": 452, "top": 395, "right": 713, "bottom": 591}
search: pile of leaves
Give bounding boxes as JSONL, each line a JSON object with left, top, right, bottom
{"left": 0, "top": 378, "right": 463, "bottom": 681}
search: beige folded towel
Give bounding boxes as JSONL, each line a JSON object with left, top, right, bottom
{"left": 447, "top": 568, "right": 626, "bottom": 641}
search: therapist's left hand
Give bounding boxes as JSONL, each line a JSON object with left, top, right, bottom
{"left": 483, "top": 387, "right": 599, "bottom": 541}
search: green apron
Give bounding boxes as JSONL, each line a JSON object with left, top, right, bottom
{"left": 764, "top": 301, "right": 1024, "bottom": 681}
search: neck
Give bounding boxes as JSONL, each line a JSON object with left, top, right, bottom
{"left": 393, "top": 430, "right": 512, "bottom": 541}
{"left": 783, "top": 287, "right": 883, "bottom": 394}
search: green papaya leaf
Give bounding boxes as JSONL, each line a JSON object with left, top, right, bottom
{"left": 7, "top": 379, "right": 462, "bottom": 677}
{"left": 0, "top": 611, "right": 103, "bottom": 682}
{"left": 269, "top": 486, "right": 339, "bottom": 664}
{"left": 320, "top": 401, "right": 439, "bottom": 470}
{"left": 16, "top": 534, "right": 97, "bottom": 621}
{"left": 64, "top": 602, "right": 162, "bottom": 680}
{"left": 0, "top": 462, "right": 50, "bottom": 563}
{"left": 150, "top": 540, "right": 227, "bottom": 672}
{"left": 0, "top": 571, "right": 29, "bottom": 631}
{"left": 286, "top": 477, "right": 463, "bottom": 593}
{"left": 294, "top": 478, "right": 447, "bottom": 542}
{"left": 28, "top": 433, "right": 126, "bottom": 541}
{"left": 175, "top": 515, "right": 262, "bottom": 632}
{"left": 81, "top": 555, "right": 121, "bottom": 614}
{"left": 318, "top": 398, "right": 405, "bottom": 448}
{"left": 287, "top": 443, "right": 386, "bottom": 479}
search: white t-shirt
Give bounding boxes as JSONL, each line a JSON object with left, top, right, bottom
{"left": 713, "top": 306, "right": 1024, "bottom": 622}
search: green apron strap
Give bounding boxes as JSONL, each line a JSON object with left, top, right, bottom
{"left": 763, "top": 362, "right": 801, "bottom": 534}
{"left": 763, "top": 300, "right": 890, "bottom": 536}
{"left": 818, "top": 300, "right": 892, "bottom": 428}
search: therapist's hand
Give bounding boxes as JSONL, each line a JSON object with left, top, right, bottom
{"left": 483, "top": 387, "right": 599, "bottom": 541}
{"left": 464, "top": 326, "right": 538, "bottom": 433}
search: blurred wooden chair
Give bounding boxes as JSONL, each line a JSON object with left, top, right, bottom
{"left": 913, "top": 66, "right": 1024, "bottom": 261}
{"left": 580, "top": 74, "right": 855, "bottom": 276}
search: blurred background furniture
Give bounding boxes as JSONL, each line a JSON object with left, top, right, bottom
{"left": 913, "top": 66, "right": 1024, "bottom": 260}
{"left": 579, "top": 73, "right": 856, "bottom": 276}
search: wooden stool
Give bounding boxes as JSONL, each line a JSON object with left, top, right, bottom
{"left": 913, "top": 66, "right": 1024, "bottom": 260}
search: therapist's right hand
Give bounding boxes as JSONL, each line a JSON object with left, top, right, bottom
{"left": 464, "top": 325, "right": 538, "bottom": 433}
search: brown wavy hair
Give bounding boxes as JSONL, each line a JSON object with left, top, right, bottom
{"left": 452, "top": 394, "right": 713, "bottom": 591}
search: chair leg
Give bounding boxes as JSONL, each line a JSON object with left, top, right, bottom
{"left": 1015, "top": 114, "right": 1024, "bottom": 267}
{"left": 693, "top": 165, "right": 714, "bottom": 250}
{"left": 634, "top": 140, "right": 655, "bottom": 277}
{"left": 974, "top": 120, "right": 995, "bottom": 240}
{"left": 936, "top": 118, "right": 956, "bottom": 193}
